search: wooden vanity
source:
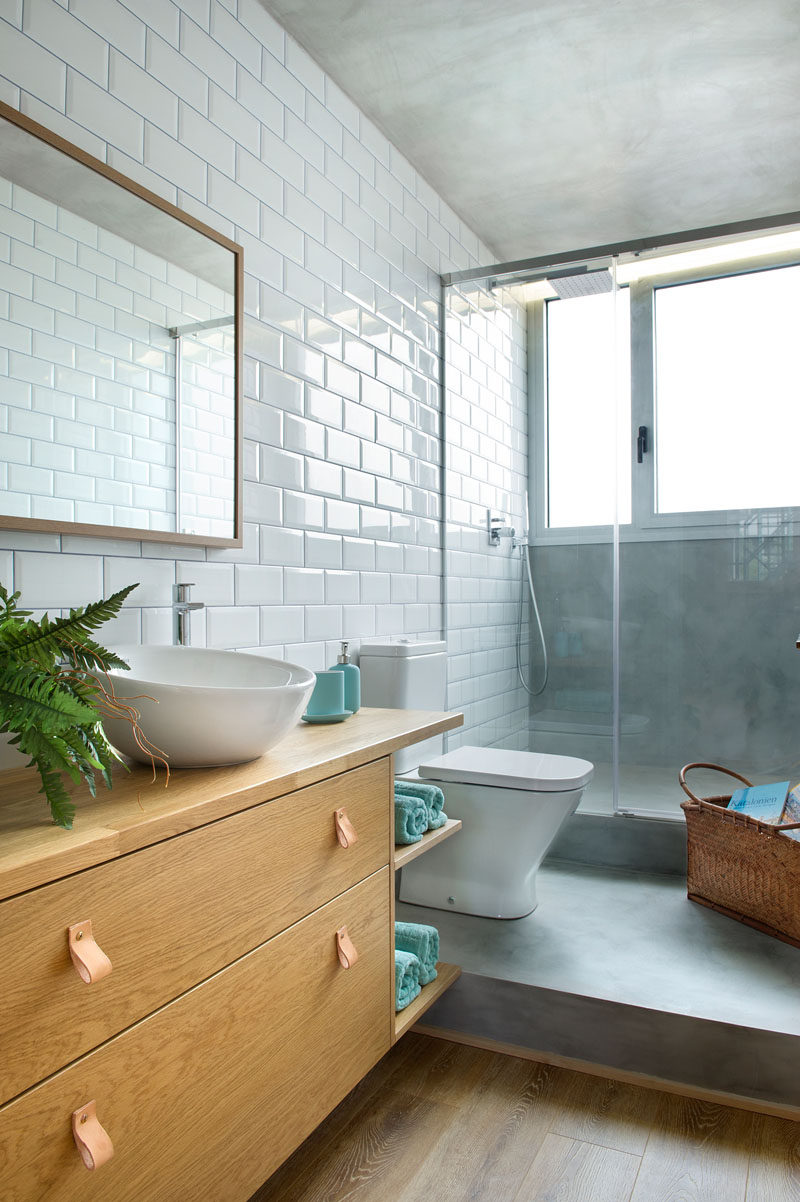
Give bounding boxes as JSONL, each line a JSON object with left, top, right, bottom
{"left": 0, "top": 706, "right": 462, "bottom": 1201}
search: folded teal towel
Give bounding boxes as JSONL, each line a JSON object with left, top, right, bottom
{"left": 395, "top": 921, "right": 439, "bottom": 986}
{"left": 395, "top": 949, "right": 422, "bottom": 1011}
{"left": 394, "top": 779, "right": 447, "bottom": 830}
{"left": 394, "top": 791, "right": 428, "bottom": 844}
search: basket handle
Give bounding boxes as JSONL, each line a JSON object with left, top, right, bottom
{"left": 679, "top": 762, "right": 753, "bottom": 804}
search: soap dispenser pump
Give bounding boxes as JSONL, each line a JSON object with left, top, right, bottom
{"left": 330, "top": 641, "right": 360, "bottom": 714}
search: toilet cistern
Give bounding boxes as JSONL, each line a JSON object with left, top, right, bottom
{"left": 172, "top": 582, "right": 204, "bottom": 646}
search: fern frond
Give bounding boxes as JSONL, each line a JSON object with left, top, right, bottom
{"left": 0, "top": 661, "right": 98, "bottom": 731}
{"left": 35, "top": 762, "right": 76, "bottom": 829}
{"left": 0, "top": 585, "right": 137, "bottom": 668}
{"left": 14, "top": 728, "right": 78, "bottom": 829}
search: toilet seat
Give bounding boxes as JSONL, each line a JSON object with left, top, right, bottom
{"left": 417, "top": 745, "right": 594, "bottom": 792}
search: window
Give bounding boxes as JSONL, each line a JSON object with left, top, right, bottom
{"left": 653, "top": 266, "right": 800, "bottom": 514}
{"left": 545, "top": 289, "right": 631, "bottom": 527}
{"left": 534, "top": 244, "right": 800, "bottom": 538}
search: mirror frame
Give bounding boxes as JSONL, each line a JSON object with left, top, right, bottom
{"left": 0, "top": 100, "right": 244, "bottom": 548}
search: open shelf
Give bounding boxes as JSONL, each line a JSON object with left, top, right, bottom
{"left": 393, "top": 818, "right": 462, "bottom": 869}
{"left": 393, "top": 962, "right": 462, "bottom": 1041}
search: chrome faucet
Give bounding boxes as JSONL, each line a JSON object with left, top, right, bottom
{"left": 172, "top": 582, "right": 204, "bottom": 646}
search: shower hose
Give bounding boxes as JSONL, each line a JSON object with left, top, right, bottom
{"left": 516, "top": 541, "right": 549, "bottom": 697}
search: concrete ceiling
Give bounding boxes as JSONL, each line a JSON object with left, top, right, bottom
{"left": 260, "top": 0, "right": 800, "bottom": 264}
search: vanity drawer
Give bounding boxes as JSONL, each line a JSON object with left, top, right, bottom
{"left": 0, "top": 867, "right": 391, "bottom": 1202}
{"left": 0, "top": 757, "right": 390, "bottom": 1105}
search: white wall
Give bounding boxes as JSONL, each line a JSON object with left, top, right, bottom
{"left": 0, "top": 0, "right": 500, "bottom": 672}
{"left": 444, "top": 282, "right": 530, "bottom": 750}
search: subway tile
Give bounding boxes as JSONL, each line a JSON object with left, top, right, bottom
{"left": 325, "top": 498, "right": 359, "bottom": 536}
{"left": 238, "top": 0, "right": 284, "bottom": 61}
{"left": 67, "top": 72, "right": 143, "bottom": 160}
{"left": 282, "top": 489, "right": 324, "bottom": 531}
{"left": 284, "top": 567, "right": 324, "bottom": 605}
{"left": 342, "top": 537, "right": 375, "bottom": 571}
{"left": 259, "top": 523, "right": 304, "bottom": 566}
{"left": 176, "top": 561, "right": 234, "bottom": 606}
{"left": 261, "top": 49, "right": 305, "bottom": 119}
{"left": 237, "top": 148, "right": 282, "bottom": 213}
{"left": 235, "top": 563, "right": 283, "bottom": 605}
{"left": 304, "top": 604, "right": 341, "bottom": 642}
{"left": 0, "top": 23, "right": 66, "bottom": 109}
{"left": 206, "top": 604, "right": 260, "bottom": 648}
{"left": 285, "top": 37, "right": 324, "bottom": 99}
{"left": 15, "top": 550, "right": 103, "bottom": 609}
{"left": 259, "top": 604, "right": 303, "bottom": 645}
{"left": 110, "top": 51, "right": 177, "bottom": 136}
{"left": 305, "top": 458, "right": 342, "bottom": 498}
{"left": 343, "top": 604, "right": 375, "bottom": 639}
{"left": 259, "top": 445, "right": 303, "bottom": 490}
{"left": 180, "top": 12, "right": 236, "bottom": 95}
{"left": 283, "top": 413, "right": 325, "bottom": 457}
{"left": 210, "top": 4, "right": 261, "bottom": 78}
{"left": 23, "top": 2, "right": 108, "bottom": 86}
{"left": 236, "top": 66, "right": 283, "bottom": 137}
{"left": 305, "top": 532, "right": 342, "bottom": 569}
{"left": 179, "top": 104, "right": 234, "bottom": 175}
{"left": 286, "top": 110, "right": 325, "bottom": 172}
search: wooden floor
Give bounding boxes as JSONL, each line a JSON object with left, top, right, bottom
{"left": 250, "top": 1033, "right": 800, "bottom": 1202}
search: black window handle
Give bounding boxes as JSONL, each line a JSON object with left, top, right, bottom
{"left": 637, "top": 425, "right": 648, "bottom": 463}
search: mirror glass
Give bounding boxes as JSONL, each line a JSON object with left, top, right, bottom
{"left": 0, "top": 103, "right": 242, "bottom": 545}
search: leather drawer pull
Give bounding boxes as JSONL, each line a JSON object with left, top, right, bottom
{"left": 334, "top": 807, "right": 358, "bottom": 848}
{"left": 72, "top": 1101, "right": 114, "bottom": 1171}
{"left": 68, "top": 920, "right": 112, "bottom": 984}
{"left": 336, "top": 925, "right": 358, "bottom": 969}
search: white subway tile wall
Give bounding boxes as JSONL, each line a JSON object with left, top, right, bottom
{"left": 444, "top": 283, "right": 530, "bottom": 750}
{"left": 0, "top": 0, "right": 527, "bottom": 740}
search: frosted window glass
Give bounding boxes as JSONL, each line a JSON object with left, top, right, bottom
{"left": 655, "top": 266, "right": 800, "bottom": 513}
{"left": 546, "top": 290, "right": 631, "bottom": 527}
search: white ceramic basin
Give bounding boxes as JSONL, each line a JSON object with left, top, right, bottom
{"left": 99, "top": 645, "right": 316, "bottom": 768}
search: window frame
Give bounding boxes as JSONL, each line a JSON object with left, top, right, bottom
{"left": 530, "top": 248, "right": 800, "bottom": 546}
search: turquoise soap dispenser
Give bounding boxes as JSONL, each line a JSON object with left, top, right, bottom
{"left": 330, "top": 641, "right": 360, "bottom": 714}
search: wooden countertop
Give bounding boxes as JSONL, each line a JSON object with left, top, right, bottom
{"left": 0, "top": 707, "right": 463, "bottom": 901}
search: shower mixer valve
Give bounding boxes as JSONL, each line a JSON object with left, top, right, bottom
{"left": 488, "top": 511, "right": 515, "bottom": 546}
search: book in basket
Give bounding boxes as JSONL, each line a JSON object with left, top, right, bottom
{"left": 779, "top": 786, "right": 800, "bottom": 842}
{"left": 728, "top": 780, "right": 789, "bottom": 822}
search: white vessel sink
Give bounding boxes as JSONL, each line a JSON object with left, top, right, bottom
{"left": 99, "top": 645, "right": 316, "bottom": 768}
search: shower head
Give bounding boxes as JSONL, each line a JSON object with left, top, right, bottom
{"left": 490, "top": 264, "right": 614, "bottom": 300}
{"left": 548, "top": 269, "right": 613, "bottom": 299}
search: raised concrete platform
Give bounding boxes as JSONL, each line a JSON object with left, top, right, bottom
{"left": 397, "top": 857, "right": 800, "bottom": 1107}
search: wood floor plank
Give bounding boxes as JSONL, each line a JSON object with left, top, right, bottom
{"left": 746, "top": 1114, "right": 800, "bottom": 1202}
{"left": 250, "top": 1086, "right": 457, "bottom": 1202}
{"left": 630, "top": 1094, "right": 754, "bottom": 1202}
{"left": 251, "top": 1036, "right": 800, "bottom": 1202}
{"left": 247, "top": 1037, "right": 426, "bottom": 1201}
{"left": 514, "top": 1131, "right": 641, "bottom": 1202}
{"left": 548, "top": 1068, "right": 660, "bottom": 1156}
{"left": 386, "top": 1034, "right": 500, "bottom": 1108}
{"left": 396, "top": 1053, "right": 560, "bottom": 1202}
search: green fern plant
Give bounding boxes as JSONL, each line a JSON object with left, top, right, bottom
{"left": 0, "top": 581, "right": 157, "bottom": 829}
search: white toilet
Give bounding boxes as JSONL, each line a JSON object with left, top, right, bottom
{"left": 359, "top": 639, "right": 594, "bottom": 920}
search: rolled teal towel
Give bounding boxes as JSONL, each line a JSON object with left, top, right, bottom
{"left": 394, "top": 779, "right": 447, "bottom": 830}
{"left": 394, "top": 791, "right": 428, "bottom": 844}
{"left": 395, "top": 949, "right": 422, "bottom": 1011}
{"left": 395, "top": 921, "right": 439, "bottom": 987}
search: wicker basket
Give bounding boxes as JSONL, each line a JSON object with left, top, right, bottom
{"left": 679, "top": 762, "right": 800, "bottom": 949}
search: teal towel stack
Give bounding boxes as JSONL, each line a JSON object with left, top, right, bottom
{"left": 394, "top": 779, "right": 448, "bottom": 831}
{"left": 394, "top": 791, "right": 428, "bottom": 844}
{"left": 395, "top": 949, "right": 421, "bottom": 1011}
{"left": 395, "top": 921, "right": 439, "bottom": 986}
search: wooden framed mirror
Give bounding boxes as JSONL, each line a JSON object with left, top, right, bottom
{"left": 0, "top": 100, "right": 244, "bottom": 547}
